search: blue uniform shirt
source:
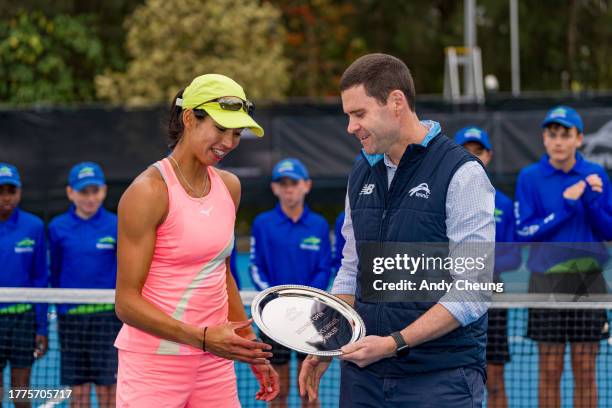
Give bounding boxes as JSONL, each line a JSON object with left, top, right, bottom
{"left": 229, "top": 243, "right": 241, "bottom": 289}
{"left": 332, "top": 212, "right": 346, "bottom": 273}
{"left": 0, "top": 208, "right": 48, "bottom": 335}
{"left": 515, "top": 153, "right": 612, "bottom": 272}
{"left": 494, "top": 190, "right": 522, "bottom": 275}
{"left": 49, "top": 206, "right": 118, "bottom": 314}
{"left": 249, "top": 204, "right": 332, "bottom": 290}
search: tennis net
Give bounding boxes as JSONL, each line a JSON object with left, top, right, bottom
{"left": 1, "top": 288, "right": 610, "bottom": 407}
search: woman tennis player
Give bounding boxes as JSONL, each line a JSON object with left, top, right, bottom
{"left": 114, "top": 74, "right": 279, "bottom": 407}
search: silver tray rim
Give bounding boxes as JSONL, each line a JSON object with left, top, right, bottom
{"left": 251, "top": 285, "right": 366, "bottom": 357}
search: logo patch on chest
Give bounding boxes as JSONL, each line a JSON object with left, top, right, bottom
{"left": 408, "top": 183, "right": 431, "bottom": 199}
{"left": 300, "top": 236, "right": 321, "bottom": 251}
{"left": 96, "top": 236, "right": 116, "bottom": 250}
{"left": 14, "top": 238, "right": 35, "bottom": 253}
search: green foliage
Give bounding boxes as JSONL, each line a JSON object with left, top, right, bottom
{"left": 269, "top": 0, "right": 465, "bottom": 96}
{"left": 0, "top": 1, "right": 143, "bottom": 72}
{"left": 478, "top": 0, "right": 612, "bottom": 92}
{"left": 2, "top": 1, "right": 611, "bottom": 104}
{"left": 273, "top": 0, "right": 612, "bottom": 95}
{"left": 269, "top": 0, "right": 365, "bottom": 97}
{"left": 96, "top": 0, "right": 290, "bottom": 105}
{"left": 0, "top": 11, "right": 104, "bottom": 104}
{"left": 355, "top": 1, "right": 463, "bottom": 95}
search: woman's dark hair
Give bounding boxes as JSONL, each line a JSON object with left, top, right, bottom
{"left": 166, "top": 87, "right": 208, "bottom": 149}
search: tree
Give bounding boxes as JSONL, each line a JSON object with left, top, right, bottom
{"left": 473, "top": 0, "right": 612, "bottom": 92}
{"left": 0, "top": 1, "right": 144, "bottom": 74}
{"left": 96, "top": 0, "right": 290, "bottom": 105}
{"left": 269, "top": 0, "right": 364, "bottom": 97}
{"left": 0, "top": 11, "right": 103, "bottom": 104}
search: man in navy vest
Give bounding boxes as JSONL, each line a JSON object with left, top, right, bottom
{"left": 299, "top": 54, "right": 495, "bottom": 407}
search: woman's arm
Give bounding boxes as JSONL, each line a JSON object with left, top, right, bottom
{"left": 226, "top": 258, "right": 256, "bottom": 339}
{"left": 114, "top": 169, "right": 205, "bottom": 347}
{"left": 115, "top": 168, "right": 269, "bottom": 363}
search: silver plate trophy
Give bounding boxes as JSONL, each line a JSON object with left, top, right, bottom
{"left": 251, "top": 285, "right": 366, "bottom": 356}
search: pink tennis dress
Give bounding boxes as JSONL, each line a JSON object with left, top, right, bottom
{"left": 115, "top": 158, "right": 239, "bottom": 407}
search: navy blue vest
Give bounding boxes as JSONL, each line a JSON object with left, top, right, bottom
{"left": 348, "top": 134, "right": 487, "bottom": 378}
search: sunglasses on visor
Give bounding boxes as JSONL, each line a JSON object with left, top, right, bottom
{"left": 194, "top": 96, "right": 254, "bottom": 116}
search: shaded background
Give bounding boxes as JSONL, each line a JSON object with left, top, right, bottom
{"left": 2, "top": 98, "right": 612, "bottom": 237}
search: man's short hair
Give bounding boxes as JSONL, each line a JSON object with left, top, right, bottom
{"left": 339, "top": 53, "right": 416, "bottom": 111}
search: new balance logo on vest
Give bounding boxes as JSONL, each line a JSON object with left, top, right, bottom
{"left": 409, "top": 183, "right": 431, "bottom": 199}
{"left": 360, "top": 184, "right": 375, "bottom": 195}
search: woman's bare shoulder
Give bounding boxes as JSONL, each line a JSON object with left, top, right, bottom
{"left": 214, "top": 168, "right": 241, "bottom": 209}
{"left": 118, "top": 166, "right": 169, "bottom": 225}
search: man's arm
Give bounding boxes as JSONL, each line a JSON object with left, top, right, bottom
{"left": 331, "top": 194, "right": 358, "bottom": 297}
{"left": 438, "top": 161, "right": 495, "bottom": 327}
{"left": 400, "top": 304, "right": 458, "bottom": 346}
{"left": 336, "top": 294, "right": 355, "bottom": 307}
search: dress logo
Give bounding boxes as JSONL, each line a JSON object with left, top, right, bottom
{"left": 200, "top": 206, "right": 214, "bottom": 216}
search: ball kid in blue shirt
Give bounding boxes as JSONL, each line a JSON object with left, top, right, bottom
{"left": 515, "top": 106, "right": 612, "bottom": 407}
{"left": 249, "top": 158, "right": 332, "bottom": 291}
{"left": 249, "top": 158, "right": 332, "bottom": 407}
{"left": 0, "top": 163, "right": 48, "bottom": 395}
{"left": 48, "top": 162, "right": 121, "bottom": 405}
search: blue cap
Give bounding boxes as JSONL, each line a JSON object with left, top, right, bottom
{"left": 541, "top": 106, "right": 583, "bottom": 133}
{"left": 68, "top": 162, "right": 106, "bottom": 191}
{"left": 272, "top": 158, "right": 309, "bottom": 181}
{"left": 454, "top": 127, "right": 492, "bottom": 151}
{"left": 0, "top": 163, "right": 21, "bottom": 187}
